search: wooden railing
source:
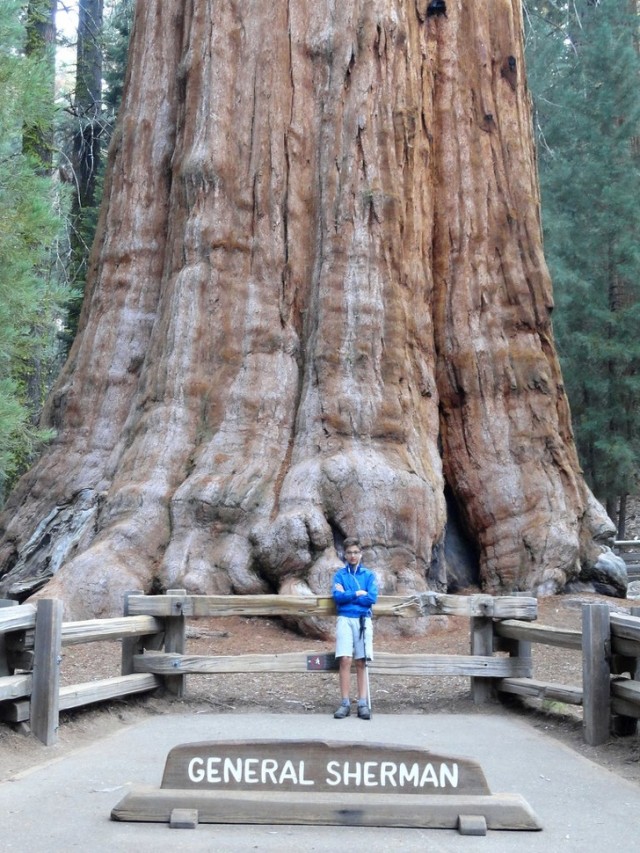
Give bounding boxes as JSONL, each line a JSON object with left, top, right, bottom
{"left": 1, "top": 592, "right": 639, "bottom": 747}
{"left": 124, "top": 591, "right": 538, "bottom": 700}
{"left": 494, "top": 602, "right": 640, "bottom": 745}
{"left": 0, "top": 599, "right": 161, "bottom": 745}
{"left": 0, "top": 591, "right": 536, "bottom": 744}
{"left": 614, "top": 540, "right": 640, "bottom": 581}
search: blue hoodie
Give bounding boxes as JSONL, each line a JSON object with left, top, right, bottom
{"left": 332, "top": 564, "right": 378, "bottom": 618}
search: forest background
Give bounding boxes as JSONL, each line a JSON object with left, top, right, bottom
{"left": 1, "top": 0, "right": 639, "bottom": 535}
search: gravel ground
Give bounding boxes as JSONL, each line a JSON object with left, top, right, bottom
{"left": 2, "top": 592, "right": 640, "bottom": 786}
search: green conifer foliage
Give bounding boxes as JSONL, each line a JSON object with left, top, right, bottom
{"left": 62, "top": 0, "right": 133, "bottom": 347}
{"left": 102, "top": 0, "right": 133, "bottom": 114}
{"left": 0, "top": 1, "right": 65, "bottom": 501}
{"left": 525, "top": 0, "right": 640, "bottom": 519}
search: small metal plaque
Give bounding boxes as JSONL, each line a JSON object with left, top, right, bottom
{"left": 306, "top": 653, "right": 337, "bottom": 671}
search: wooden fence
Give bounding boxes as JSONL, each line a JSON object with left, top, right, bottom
{"left": 1, "top": 592, "right": 639, "bottom": 747}
{"left": 494, "top": 603, "right": 640, "bottom": 744}
{"left": 614, "top": 540, "right": 640, "bottom": 581}
{"left": 0, "top": 599, "right": 161, "bottom": 745}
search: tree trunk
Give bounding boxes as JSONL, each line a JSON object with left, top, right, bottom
{"left": 618, "top": 494, "right": 627, "bottom": 541}
{"left": 73, "top": 0, "right": 104, "bottom": 211}
{"left": 24, "top": 0, "right": 56, "bottom": 170}
{"left": 67, "top": 0, "right": 104, "bottom": 339}
{"left": 0, "top": 0, "right": 618, "bottom": 618}
{"left": 23, "top": 0, "right": 57, "bottom": 418}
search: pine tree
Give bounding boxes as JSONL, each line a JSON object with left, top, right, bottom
{"left": 525, "top": 0, "right": 640, "bottom": 527}
{"left": 102, "top": 0, "right": 133, "bottom": 115}
{"left": 24, "top": 0, "right": 56, "bottom": 170}
{"left": 64, "top": 0, "right": 104, "bottom": 344}
{"left": 62, "top": 0, "right": 133, "bottom": 346}
{"left": 0, "top": 1, "right": 66, "bottom": 501}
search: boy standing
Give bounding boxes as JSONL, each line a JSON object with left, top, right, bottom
{"left": 331, "top": 537, "right": 378, "bottom": 719}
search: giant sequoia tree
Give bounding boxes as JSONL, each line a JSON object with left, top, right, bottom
{"left": 0, "top": 0, "right": 621, "bottom": 618}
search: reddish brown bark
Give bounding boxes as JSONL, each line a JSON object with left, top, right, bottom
{"left": 0, "top": 0, "right": 619, "bottom": 618}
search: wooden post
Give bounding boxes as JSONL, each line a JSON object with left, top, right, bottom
{"left": 494, "top": 593, "right": 533, "bottom": 681}
{"left": 163, "top": 589, "right": 187, "bottom": 698}
{"left": 30, "top": 599, "right": 63, "bottom": 745}
{"left": 611, "top": 606, "right": 640, "bottom": 736}
{"left": 121, "top": 590, "right": 144, "bottom": 675}
{"left": 496, "top": 635, "right": 532, "bottom": 665}
{"left": 0, "top": 599, "right": 15, "bottom": 676}
{"left": 121, "top": 590, "right": 164, "bottom": 677}
{"left": 632, "top": 607, "right": 640, "bottom": 678}
{"left": 470, "top": 617, "right": 494, "bottom": 704}
{"left": 582, "top": 603, "right": 611, "bottom": 746}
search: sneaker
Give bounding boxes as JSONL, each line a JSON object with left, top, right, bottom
{"left": 357, "top": 704, "right": 371, "bottom": 720}
{"left": 333, "top": 703, "right": 351, "bottom": 719}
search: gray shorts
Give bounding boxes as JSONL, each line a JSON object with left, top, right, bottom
{"left": 335, "top": 615, "right": 373, "bottom": 660}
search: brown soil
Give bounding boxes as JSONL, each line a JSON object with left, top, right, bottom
{"left": 1, "top": 593, "right": 640, "bottom": 785}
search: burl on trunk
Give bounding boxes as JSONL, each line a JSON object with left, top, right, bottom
{"left": 0, "top": 0, "right": 621, "bottom": 618}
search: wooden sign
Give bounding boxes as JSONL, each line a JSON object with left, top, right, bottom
{"left": 111, "top": 739, "right": 542, "bottom": 834}
{"left": 161, "top": 739, "right": 489, "bottom": 794}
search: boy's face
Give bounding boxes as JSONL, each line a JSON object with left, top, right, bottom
{"left": 345, "top": 546, "right": 361, "bottom": 566}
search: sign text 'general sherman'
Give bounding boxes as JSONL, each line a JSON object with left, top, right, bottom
{"left": 186, "top": 754, "right": 460, "bottom": 789}
{"left": 161, "top": 739, "right": 490, "bottom": 795}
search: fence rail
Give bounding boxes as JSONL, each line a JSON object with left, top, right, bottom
{"left": 0, "top": 600, "right": 162, "bottom": 744}
{"left": 1, "top": 593, "right": 640, "bottom": 747}
{"left": 614, "top": 540, "right": 640, "bottom": 581}
{"left": 132, "top": 650, "right": 532, "bottom": 678}
{"left": 123, "top": 591, "right": 538, "bottom": 620}
{"left": 495, "top": 603, "right": 640, "bottom": 744}
{"left": 495, "top": 619, "right": 582, "bottom": 650}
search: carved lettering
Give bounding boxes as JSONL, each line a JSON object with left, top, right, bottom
{"left": 164, "top": 741, "right": 484, "bottom": 796}
{"left": 188, "top": 755, "right": 460, "bottom": 790}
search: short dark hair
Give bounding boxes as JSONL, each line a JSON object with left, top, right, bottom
{"left": 343, "top": 537, "right": 360, "bottom": 550}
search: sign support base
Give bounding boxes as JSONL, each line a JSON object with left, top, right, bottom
{"left": 114, "top": 787, "right": 539, "bottom": 833}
